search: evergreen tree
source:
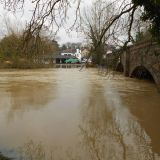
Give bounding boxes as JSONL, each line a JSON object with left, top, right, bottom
{"left": 132, "top": 0, "right": 160, "bottom": 39}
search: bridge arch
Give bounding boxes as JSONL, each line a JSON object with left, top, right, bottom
{"left": 129, "top": 65, "right": 160, "bottom": 90}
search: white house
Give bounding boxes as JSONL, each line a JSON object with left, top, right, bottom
{"left": 75, "top": 49, "right": 82, "bottom": 61}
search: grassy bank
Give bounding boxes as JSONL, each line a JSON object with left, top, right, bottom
{"left": 0, "top": 60, "right": 96, "bottom": 69}
{"left": 0, "top": 60, "right": 54, "bottom": 69}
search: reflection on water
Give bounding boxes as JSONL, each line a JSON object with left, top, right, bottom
{"left": 79, "top": 80, "right": 159, "bottom": 160}
{"left": 0, "top": 70, "right": 58, "bottom": 124}
{"left": 0, "top": 69, "right": 160, "bottom": 159}
{"left": 7, "top": 81, "right": 56, "bottom": 122}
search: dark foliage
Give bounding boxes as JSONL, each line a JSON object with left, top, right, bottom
{"left": 132, "top": 0, "right": 160, "bottom": 40}
{"left": 0, "top": 152, "right": 11, "bottom": 160}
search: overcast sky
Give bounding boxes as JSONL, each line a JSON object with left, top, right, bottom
{"left": 0, "top": 0, "right": 93, "bottom": 45}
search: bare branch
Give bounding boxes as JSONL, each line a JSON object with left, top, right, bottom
{"left": 97, "top": 4, "right": 137, "bottom": 47}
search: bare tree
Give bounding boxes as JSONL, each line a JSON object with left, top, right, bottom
{"left": 2, "top": 0, "right": 81, "bottom": 37}
{"left": 79, "top": 0, "right": 142, "bottom": 68}
{"left": 81, "top": 0, "right": 120, "bottom": 64}
{"left": 1, "top": 0, "right": 158, "bottom": 58}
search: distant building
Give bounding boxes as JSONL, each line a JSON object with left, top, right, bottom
{"left": 42, "top": 48, "right": 84, "bottom": 64}
{"left": 42, "top": 54, "right": 77, "bottom": 64}
{"left": 55, "top": 54, "right": 76, "bottom": 64}
{"left": 61, "top": 53, "right": 74, "bottom": 56}
{"left": 106, "top": 50, "right": 113, "bottom": 54}
{"left": 75, "top": 49, "right": 82, "bottom": 61}
{"left": 102, "top": 44, "right": 116, "bottom": 59}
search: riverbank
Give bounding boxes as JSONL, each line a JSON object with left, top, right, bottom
{"left": 0, "top": 153, "right": 11, "bottom": 160}
{"left": 0, "top": 60, "right": 53, "bottom": 69}
{"left": 0, "top": 60, "right": 95, "bottom": 69}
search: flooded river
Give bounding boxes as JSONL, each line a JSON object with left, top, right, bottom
{"left": 0, "top": 68, "right": 160, "bottom": 160}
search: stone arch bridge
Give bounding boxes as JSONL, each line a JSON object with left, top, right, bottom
{"left": 107, "top": 41, "right": 160, "bottom": 90}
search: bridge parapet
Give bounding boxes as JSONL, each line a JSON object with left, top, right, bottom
{"left": 128, "top": 41, "right": 160, "bottom": 71}
{"left": 107, "top": 40, "right": 160, "bottom": 90}
{"left": 125, "top": 41, "right": 160, "bottom": 90}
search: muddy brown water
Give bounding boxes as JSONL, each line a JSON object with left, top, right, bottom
{"left": 0, "top": 68, "right": 160, "bottom": 160}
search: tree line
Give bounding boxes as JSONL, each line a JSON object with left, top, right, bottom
{"left": 0, "top": 0, "right": 159, "bottom": 66}
{"left": 0, "top": 30, "right": 59, "bottom": 68}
